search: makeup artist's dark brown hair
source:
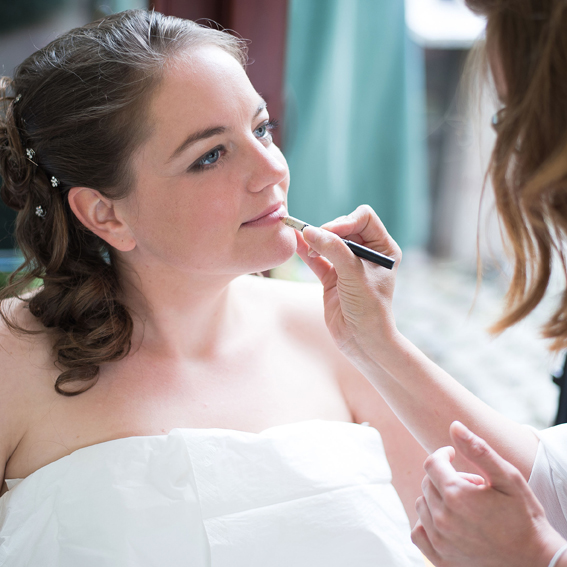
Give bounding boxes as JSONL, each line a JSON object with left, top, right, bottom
{"left": 466, "top": 0, "right": 567, "bottom": 348}
{"left": 0, "top": 9, "right": 246, "bottom": 394}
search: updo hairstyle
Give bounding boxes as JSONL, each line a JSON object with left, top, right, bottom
{"left": 0, "top": 10, "right": 247, "bottom": 394}
{"left": 465, "top": 0, "right": 567, "bottom": 348}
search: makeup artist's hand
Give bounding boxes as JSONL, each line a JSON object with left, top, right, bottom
{"left": 297, "top": 205, "right": 401, "bottom": 361}
{"left": 412, "top": 421, "right": 565, "bottom": 567}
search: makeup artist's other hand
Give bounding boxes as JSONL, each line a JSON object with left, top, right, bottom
{"left": 297, "top": 205, "right": 401, "bottom": 361}
{"left": 412, "top": 421, "right": 565, "bottom": 567}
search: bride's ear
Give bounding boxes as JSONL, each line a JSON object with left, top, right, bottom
{"left": 67, "top": 187, "right": 136, "bottom": 252}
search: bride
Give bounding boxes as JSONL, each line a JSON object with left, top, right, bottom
{"left": 0, "top": 9, "right": 425, "bottom": 566}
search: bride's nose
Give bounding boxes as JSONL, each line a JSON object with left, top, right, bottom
{"left": 244, "top": 140, "right": 288, "bottom": 193}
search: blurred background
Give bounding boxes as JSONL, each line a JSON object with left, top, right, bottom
{"left": 0, "top": 0, "right": 562, "bottom": 427}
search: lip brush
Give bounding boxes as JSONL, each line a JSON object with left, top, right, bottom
{"left": 281, "top": 215, "right": 395, "bottom": 270}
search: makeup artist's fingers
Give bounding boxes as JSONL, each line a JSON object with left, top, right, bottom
{"left": 413, "top": 426, "right": 566, "bottom": 567}
{"left": 295, "top": 230, "right": 335, "bottom": 284}
{"left": 413, "top": 497, "right": 447, "bottom": 565}
{"left": 302, "top": 225, "right": 362, "bottom": 276}
{"left": 320, "top": 214, "right": 349, "bottom": 232}
{"left": 459, "top": 472, "right": 487, "bottom": 486}
{"left": 422, "top": 446, "right": 465, "bottom": 497}
{"left": 320, "top": 205, "right": 401, "bottom": 261}
{"left": 294, "top": 229, "right": 310, "bottom": 257}
{"left": 448, "top": 421, "right": 529, "bottom": 495}
{"left": 299, "top": 212, "right": 401, "bottom": 352}
{"left": 422, "top": 474, "right": 444, "bottom": 512}
{"left": 411, "top": 517, "right": 444, "bottom": 567}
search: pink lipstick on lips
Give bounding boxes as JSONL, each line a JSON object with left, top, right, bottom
{"left": 241, "top": 203, "right": 287, "bottom": 228}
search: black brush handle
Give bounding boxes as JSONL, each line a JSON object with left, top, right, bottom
{"left": 342, "top": 239, "right": 395, "bottom": 270}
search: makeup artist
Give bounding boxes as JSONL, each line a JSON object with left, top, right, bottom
{"left": 298, "top": 1, "right": 567, "bottom": 566}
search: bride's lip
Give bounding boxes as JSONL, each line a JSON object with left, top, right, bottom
{"left": 242, "top": 203, "right": 287, "bottom": 226}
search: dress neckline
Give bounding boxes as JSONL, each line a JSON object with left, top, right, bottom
{"left": 4, "top": 419, "right": 370, "bottom": 487}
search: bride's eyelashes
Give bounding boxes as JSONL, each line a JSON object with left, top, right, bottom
{"left": 188, "top": 119, "right": 280, "bottom": 173}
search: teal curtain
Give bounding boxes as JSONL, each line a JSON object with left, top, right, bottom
{"left": 284, "top": 0, "right": 428, "bottom": 248}
{"left": 98, "top": 0, "right": 147, "bottom": 13}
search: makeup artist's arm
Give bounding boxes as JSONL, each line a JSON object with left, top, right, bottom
{"left": 296, "top": 205, "right": 538, "bottom": 478}
{"left": 334, "top": 347, "right": 428, "bottom": 525}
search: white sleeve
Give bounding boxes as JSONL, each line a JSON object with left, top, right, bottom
{"left": 528, "top": 424, "right": 567, "bottom": 539}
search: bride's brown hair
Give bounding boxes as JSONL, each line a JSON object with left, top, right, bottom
{"left": 0, "top": 10, "right": 246, "bottom": 395}
{"left": 466, "top": 0, "right": 567, "bottom": 348}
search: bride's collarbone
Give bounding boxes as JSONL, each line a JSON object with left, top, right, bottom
{"left": 3, "top": 281, "right": 345, "bottom": 482}
{"left": 6, "top": 335, "right": 348, "bottom": 481}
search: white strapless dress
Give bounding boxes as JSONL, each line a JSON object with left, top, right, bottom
{"left": 0, "top": 420, "right": 424, "bottom": 566}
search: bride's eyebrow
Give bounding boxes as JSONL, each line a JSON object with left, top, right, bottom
{"left": 254, "top": 100, "right": 267, "bottom": 117}
{"left": 166, "top": 100, "right": 267, "bottom": 164}
{"left": 167, "top": 126, "right": 226, "bottom": 164}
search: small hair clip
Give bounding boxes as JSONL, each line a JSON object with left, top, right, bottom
{"left": 35, "top": 205, "right": 46, "bottom": 218}
{"left": 13, "top": 94, "right": 21, "bottom": 104}
{"left": 25, "top": 148, "right": 38, "bottom": 166}
{"left": 51, "top": 176, "right": 60, "bottom": 188}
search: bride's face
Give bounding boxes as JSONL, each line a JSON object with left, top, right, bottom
{"left": 121, "top": 45, "right": 295, "bottom": 275}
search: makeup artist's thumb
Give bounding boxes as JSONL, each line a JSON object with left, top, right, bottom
{"left": 449, "top": 421, "right": 520, "bottom": 494}
{"left": 303, "top": 225, "right": 356, "bottom": 271}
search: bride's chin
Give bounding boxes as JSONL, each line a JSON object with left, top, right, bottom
{"left": 248, "top": 231, "right": 298, "bottom": 274}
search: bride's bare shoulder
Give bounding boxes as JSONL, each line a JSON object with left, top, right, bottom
{"left": 0, "top": 294, "right": 57, "bottom": 395}
{"left": 0, "top": 294, "right": 47, "bottom": 352}
{"left": 0, "top": 295, "right": 53, "bottom": 462}
{"left": 0, "top": 294, "right": 53, "bottom": 383}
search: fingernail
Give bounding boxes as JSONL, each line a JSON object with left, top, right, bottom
{"left": 307, "top": 248, "right": 320, "bottom": 258}
{"left": 453, "top": 421, "right": 472, "bottom": 441}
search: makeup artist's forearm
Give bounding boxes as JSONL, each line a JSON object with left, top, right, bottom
{"left": 352, "top": 331, "right": 539, "bottom": 478}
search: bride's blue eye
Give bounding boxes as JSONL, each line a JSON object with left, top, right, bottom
{"left": 199, "top": 149, "right": 220, "bottom": 166}
{"left": 254, "top": 119, "right": 279, "bottom": 140}
{"left": 190, "top": 146, "right": 224, "bottom": 172}
{"left": 255, "top": 125, "right": 267, "bottom": 137}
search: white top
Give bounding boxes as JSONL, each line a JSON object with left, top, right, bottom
{"left": 0, "top": 420, "right": 424, "bottom": 567}
{"left": 529, "top": 424, "right": 567, "bottom": 539}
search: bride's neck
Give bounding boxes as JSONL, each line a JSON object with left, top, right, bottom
{"left": 118, "top": 261, "right": 244, "bottom": 361}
